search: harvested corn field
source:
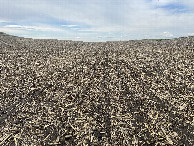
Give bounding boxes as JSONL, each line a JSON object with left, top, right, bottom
{"left": 0, "top": 33, "right": 194, "bottom": 145}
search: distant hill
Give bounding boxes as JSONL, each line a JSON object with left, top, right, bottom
{"left": 0, "top": 32, "right": 6, "bottom": 36}
{"left": 0, "top": 31, "right": 194, "bottom": 42}
{"left": 0, "top": 32, "right": 15, "bottom": 37}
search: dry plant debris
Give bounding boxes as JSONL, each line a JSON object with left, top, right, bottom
{"left": 0, "top": 33, "right": 194, "bottom": 145}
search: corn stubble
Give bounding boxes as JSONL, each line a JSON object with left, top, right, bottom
{"left": 0, "top": 34, "right": 194, "bottom": 145}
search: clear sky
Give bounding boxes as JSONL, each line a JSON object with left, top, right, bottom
{"left": 0, "top": 0, "right": 194, "bottom": 41}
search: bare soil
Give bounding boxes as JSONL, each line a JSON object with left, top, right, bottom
{"left": 0, "top": 34, "right": 193, "bottom": 145}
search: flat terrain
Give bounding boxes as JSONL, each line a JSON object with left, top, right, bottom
{"left": 0, "top": 33, "right": 194, "bottom": 145}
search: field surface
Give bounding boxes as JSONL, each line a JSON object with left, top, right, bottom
{"left": 0, "top": 34, "right": 194, "bottom": 145}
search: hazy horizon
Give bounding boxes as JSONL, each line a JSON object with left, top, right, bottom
{"left": 0, "top": 0, "right": 194, "bottom": 42}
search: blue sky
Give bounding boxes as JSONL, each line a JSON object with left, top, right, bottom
{"left": 0, "top": 0, "right": 194, "bottom": 41}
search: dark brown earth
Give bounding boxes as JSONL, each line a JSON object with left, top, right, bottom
{"left": 0, "top": 33, "right": 193, "bottom": 145}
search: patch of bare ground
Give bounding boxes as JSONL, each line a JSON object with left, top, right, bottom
{"left": 0, "top": 34, "right": 194, "bottom": 145}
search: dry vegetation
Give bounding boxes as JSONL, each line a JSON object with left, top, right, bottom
{"left": 0, "top": 33, "right": 194, "bottom": 145}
